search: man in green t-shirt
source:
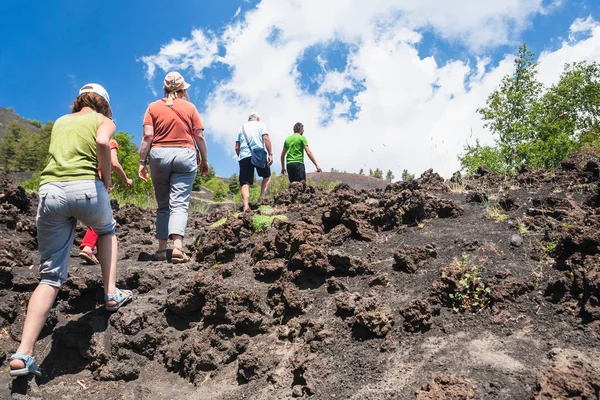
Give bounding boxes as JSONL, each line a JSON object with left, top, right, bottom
{"left": 280, "top": 122, "right": 322, "bottom": 182}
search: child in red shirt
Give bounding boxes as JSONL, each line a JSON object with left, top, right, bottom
{"left": 79, "top": 139, "right": 132, "bottom": 264}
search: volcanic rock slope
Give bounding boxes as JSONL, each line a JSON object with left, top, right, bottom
{"left": 1, "top": 161, "right": 600, "bottom": 399}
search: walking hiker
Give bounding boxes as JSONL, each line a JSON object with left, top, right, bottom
{"left": 79, "top": 138, "right": 132, "bottom": 265}
{"left": 9, "top": 84, "right": 132, "bottom": 378}
{"left": 138, "top": 71, "right": 209, "bottom": 263}
{"left": 235, "top": 111, "right": 273, "bottom": 211}
{"left": 280, "top": 122, "right": 322, "bottom": 182}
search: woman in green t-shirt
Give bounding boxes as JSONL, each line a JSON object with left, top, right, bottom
{"left": 9, "top": 84, "right": 132, "bottom": 378}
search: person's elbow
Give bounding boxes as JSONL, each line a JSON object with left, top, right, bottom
{"left": 142, "top": 127, "right": 154, "bottom": 141}
{"left": 195, "top": 134, "right": 206, "bottom": 144}
{"left": 96, "top": 136, "right": 111, "bottom": 147}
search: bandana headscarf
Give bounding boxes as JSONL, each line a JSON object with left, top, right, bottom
{"left": 163, "top": 72, "right": 191, "bottom": 106}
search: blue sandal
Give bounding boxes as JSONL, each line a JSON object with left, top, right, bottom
{"left": 9, "top": 353, "right": 42, "bottom": 378}
{"left": 105, "top": 288, "right": 133, "bottom": 312}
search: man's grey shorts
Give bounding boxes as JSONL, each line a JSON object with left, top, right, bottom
{"left": 37, "top": 180, "right": 115, "bottom": 288}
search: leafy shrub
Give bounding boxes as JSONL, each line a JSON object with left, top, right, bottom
{"left": 252, "top": 214, "right": 288, "bottom": 232}
{"left": 21, "top": 172, "right": 41, "bottom": 192}
{"left": 448, "top": 253, "right": 491, "bottom": 311}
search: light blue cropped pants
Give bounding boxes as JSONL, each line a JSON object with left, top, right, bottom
{"left": 149, "top": 147, "right": 197, "bottom": 240}
{"left": 37, "top": 180, "right": 115, "bottom": 288}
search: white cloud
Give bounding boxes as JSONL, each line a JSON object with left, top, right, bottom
{"left": 538, "top": 16, "right": 600, "bottom": 86}
{"left": 139, "top": 30, "right": 220, "bottom": 81}
{"left": 141, "top": 0, "right": 600, "bottom": 177}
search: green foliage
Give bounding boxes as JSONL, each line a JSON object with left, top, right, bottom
{"left": 210, "top": 217, "right": 227, "bottom": 228}
{"left": 461, "top": 44, "right": 600, "bottom": 174}
{"left": 212, "top": 183, "right": 227, "bottom": 202}
{"left": 6, "top": 107, "right": 13, "bottom": 112}
{"left": 448, "top": 253, "right": 491, "bottom": 311}
{"left": 110, "top": 190, "right": 156, "bottom": 209}
{"left": 358, "top": 168, "right": 364, "bottom": 175}
{"left": 385, "top": 169, "right": 395, "bottom": 183}
{"left": 266, "top": 173, "right": 290, "bottom": 198}
{"left": 544, "top": 240, "right": 558, "bottom": 253}
{"left": 0, "top": 120, "right": 52, "bottom": 172}
{"left": 252, "top": 214, "right": 288, "bottom": 232}
{"left": 228, "top": 173, "right": 240, "bottom": 195}
{"left": 305, "top": 177, "right": 341, "bottom": 192}
{"left": 330, "top": 168, "right": 341, "bottom": 173}
{"left": 28, "top": 119, "right": 42, "bottom": 128}
{"left": 401, "top": 169, "right": 415, "bottom": 181}
{"left": 0, "top": 121, "right": 31, "bottom": 172}
{"left": 21, "top": 172, "right": 41, "bottom": 192}
{"left": 193, "top": 164, "right": 216, "bottom": 190}
{"left": 200, "top": 177, "right": 229, "bottom": 202}
{"left": 371, "top": 168, "right": 383, "bottom": 179}
{"left": 110, "top": 131, "right": 155, "bottom": 206}
{"left": 233, "top": 183, "right": 261, "bottom": 203}
{"left": 459, "top": 140, "right": 507, "bottom": 175}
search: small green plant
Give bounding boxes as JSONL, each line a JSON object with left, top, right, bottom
{"left": 210, "top": 217, "right": 227, "bottom": 228}
{"left": 562, "top": 221, "right": 575, "bottom": 229}
{"left": 448, "top": 253, "right": 491, "bottom": 311}
{"left": 483, "top": 200, "right": 508, "bottom": 223}
{"left": 252, "top": 214, "right": 288, "bottom": 232}
{"left": 544, "top": 240, "right": 558, "bottom": 253}
{"left": 515, "top": 218, "right": 528, "bottom": 233}
{"left": 231, "top": 291, "right": 238, "bottom": 300}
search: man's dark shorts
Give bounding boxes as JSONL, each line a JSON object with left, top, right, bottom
{"left": 239, "top": 156, "right": 271, "bottom": 186}
{"left": 286, "top": 162, "right": 306, "bottom": 183}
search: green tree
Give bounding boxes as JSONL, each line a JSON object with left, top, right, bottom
{"left": 368, "top": 168, "right": 374, "bottom": 177}
{"left": 110, "top": 131, "right": 154, "bottom": 201}
{"left": 34, "top": 121, "right": 53, "bottom": 170}
{"left": 16, "top": 132, "right": 38, "bottom": 171}
{"left": 401, "top": 169, "right": 415, "bottom": 181}
{"left": 0, "top": 121, "right": 30, "bottom": 171}
{"left": 228, "top": 173, "right": 241, "bottom": 195}
{"left": 478, "top": 44, "right": 542, "bottom": 171}
{"left": 385, "top": 169, "right": 394, "bottom": 183}
{"left": 461, "top": 44, "right": 600, "bottom": 174}
{"left": 28, "top": 119, "right": 42, "bottom": 128}
{"left": 212, "top": 184, "right": 227, "bottom": 202}
{"left": 193, "top": 164, "right": 215, "bottom": 190}
{"left": 266, "top": 172, "right": 290, "bottom": 198}
{"left": 358, "top": 168, "right": 364, "bottom": 175}
{"left": 372, "top": 168, "right": 383, "bottom": 179}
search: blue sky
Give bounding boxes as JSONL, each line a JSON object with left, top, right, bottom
{"left": 1, "top": 0, "right": 600, "bottom": 177}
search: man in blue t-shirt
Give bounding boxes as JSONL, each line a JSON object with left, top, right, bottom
{"left": 235, "top": 111, "right": 273, "bottom": 211}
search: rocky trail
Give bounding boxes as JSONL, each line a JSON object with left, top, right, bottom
{"left": 1, "top": 158, "right": 600, "bottom": 399}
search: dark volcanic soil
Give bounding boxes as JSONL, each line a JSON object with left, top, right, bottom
{"left": 2, "top": 160, "right": 600, "bottom": 399}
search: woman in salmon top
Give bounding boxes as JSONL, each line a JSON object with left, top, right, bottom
{"left": 138, "top": 71, "right": 208, "bottom": 263}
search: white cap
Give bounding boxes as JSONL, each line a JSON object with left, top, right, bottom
{"left": 79, "top": 83, "right": 110, "bottom": 105}
{"left": 248, "top": 111, "right": 260, "bottom": 119}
